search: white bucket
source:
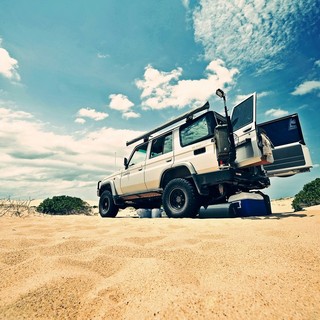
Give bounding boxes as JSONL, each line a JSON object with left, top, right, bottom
{"left": 136, "top": 209, "right": 151, "bottom": 218}
{"left": 151, "top": 209, "right": 162, "bottom": 218}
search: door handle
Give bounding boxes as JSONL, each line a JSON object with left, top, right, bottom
{"left": 166, "top": 159, "right": 172, "bottom": 162}
{"left": 243, "top": 127, "right": 252, "bottom": 133}
{"left": 138, "top": 168, "right": 143, "bottom": 171}
{"left": 194, "top": 147, "right": 206, "bottom": 155}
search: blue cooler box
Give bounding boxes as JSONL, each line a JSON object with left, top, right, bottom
{"left": 228, "top": 192, "right": 271, "bottom": 217}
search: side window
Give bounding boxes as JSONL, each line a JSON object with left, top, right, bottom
{"left": 128, "top": 143, "right": 148, "bottom": 166}
{"left": 163, "top": 134, "right": 173, "bottom": 154}
{"left": 150, "top": 133, "right": 173, "bottom": 158}
{"left": 180, "top": 115, "right": 211, "bottom": 147}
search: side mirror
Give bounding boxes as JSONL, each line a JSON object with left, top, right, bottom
{"left": 124, "top": 157, "right": 128, "bottom": 169}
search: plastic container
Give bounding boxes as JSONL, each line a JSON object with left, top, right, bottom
{"left": 136, "top": 209, "right": 151, "bottom": 218}
{"left": 199, "top": 203, "right": 238, "bottom": 218}
{"left": 151, "top": 209, "right": 162, "bottom": 218}
{"left": 228, "top": 192, "right": 270, "bottom": 217}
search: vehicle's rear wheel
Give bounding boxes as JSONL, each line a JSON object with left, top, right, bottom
{"left": 99, "top": 190, "right": 119, "bottom": 218}
{"left": 163, "top": 178, "right": 199, "bottom": 218}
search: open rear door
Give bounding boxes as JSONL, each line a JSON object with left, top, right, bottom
{"left": 259, "top": 114, "right": 312, "bottom": 177}
{"left": 231, "top": 93, "right": 268, "bottom": 167}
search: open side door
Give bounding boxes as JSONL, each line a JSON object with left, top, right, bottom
{"left": 231, "top": 93, "right": 268, "bottom": 168}
{"left": 258, "top": 114, "right": 312, "bottom": 177}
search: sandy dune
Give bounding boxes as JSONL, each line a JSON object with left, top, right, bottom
{"left": 0, "top": 201, "right": 319, "bottom": 319}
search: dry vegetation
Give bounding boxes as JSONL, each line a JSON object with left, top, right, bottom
{"left": 0, "top": 198, "right": 37, "bottom": 218}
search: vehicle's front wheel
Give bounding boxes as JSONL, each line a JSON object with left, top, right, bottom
{"left": 99, "top": 190, "right": 119, "bottom": 218}
{"left": 163, "top": 178, "right": 199, "bottom": 218}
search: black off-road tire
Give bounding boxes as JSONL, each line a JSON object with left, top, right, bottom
{"left": 163, "top": 178, "right": 200, "bottom": 218}
{"left": 99, "top": 190, "right": 119, "bottom": 218}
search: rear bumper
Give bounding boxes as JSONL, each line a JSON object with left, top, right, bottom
{"left": 193, "top": 167, "right": 270, "bottom": 195}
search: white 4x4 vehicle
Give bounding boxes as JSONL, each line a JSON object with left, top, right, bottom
{"left": 97, "top": 90, "right": 312, "bottom": 218}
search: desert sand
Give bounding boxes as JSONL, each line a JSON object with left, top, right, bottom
{"left": 0, "top": 199, "right": 319, "bottom": 319}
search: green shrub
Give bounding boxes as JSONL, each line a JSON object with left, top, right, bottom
{"left": 292, "top": 178, "right": 320, "bottom": 211}
{"left": 37, "top": 195, "right": 92, "bottom": 215}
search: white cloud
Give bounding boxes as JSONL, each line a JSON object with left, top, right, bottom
{"left": 97, "top": 52, "right": 110, "bottom": 59}
{"left": 291, "top": 80, "right": 320, "bottom": 95}
{"left": 0, "top": 107, "right": 33, "bottom": 119}
{"left": 181, "top": 0, "right": 190, "bottom": 9}
{"left": 0, "top": 47, "right": 21, "bottom": 81}
{"left": 122, "top": 111, "right": 140, "bottom": 119}
{"left": 77, "top": 107, "right": 108, "bottom": 121}
{"left": 265, "top": 108, "right": 289, "bottom": 117}
{"left": 108, "top": 94, "right": 140, "bottom": 119}
{"left": 109, "top": 94, "right": 134, "bottom": 111}
{"left": 233, "top": 94, "right": 251, "bottom": 106}
{"left": 315, "top": 60, "right": 320, "bottom": 67}
{"left": 258, "top": 91, "right": 272, "bottom": 99}
{"left": 192, "top": 0, "right": 317, "bottom": 71}
{"left": 75, "top": 118, "right": 86, "bottom": 124}
{"left": 234, "top": 91, "right": 272, "bottom": 105}
{"left": 0, "top": 106, "right": 142, "bottom": 200}
{"left": 136, "top": 59, "right": 238, "bottom": 110}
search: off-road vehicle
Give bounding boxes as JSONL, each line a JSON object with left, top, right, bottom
{"left": 97, "top": 89, "right": 312, "bottom": 218}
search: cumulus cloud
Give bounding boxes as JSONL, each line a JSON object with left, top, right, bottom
{"left": 291, "top": 80, "right": 320, "bottom": 95}
{"left": 258, "top": 91, "right": 272, "bottom": 99}
{"left": 192, "top": 0, "right": 317, "bottom": 71}
{"left": 77, "top": 107, "right": 109, "bottom": 121}
{"left": 233, "top": 94, "right": 251, "bottom": 106}
{"left": 108, "top": 94, "right": 140, "bottom": 119}
{"left": 0, "top": 106, "right": 142, "bottom": 199}
{"left": 233, "top": 91, "right": 272, "bottom": 106}
{"left": 0, "top": 47, "right": 21, "bottom": 81}
{"left": 135, "top": 59, "right": 238, "bottom": 110}
{"left": 265, "top": 108, "right": 289, "bottom": 117}
{"left": 75, "top": 118, "right": 86, "bottom": 124}
{"left": 122, "top": 111, "right": 140, "bottom": 120}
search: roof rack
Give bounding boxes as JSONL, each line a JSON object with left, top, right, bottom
{"left": 126, "top": 102, "right": 210, "bottom": 146}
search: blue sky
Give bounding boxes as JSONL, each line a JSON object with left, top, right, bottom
{"left": 0, "top": 0, "right": 319, "bottom": 201}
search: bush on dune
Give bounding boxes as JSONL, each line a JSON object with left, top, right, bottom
{"left": 37, "top": 195, "right": 92, "bottom": 215}
{"left": 292, "top": 178, "right": 320, "bottom": 212}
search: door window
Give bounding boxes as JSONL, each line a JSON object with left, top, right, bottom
{"left": 231, "top": 95, "right": 254, "bottom": 131}
{"left": 128, "top": 143, "right": 148, "bottom": 166}
{"left": 150, "top": 133, "right": 173, "bottom": 158}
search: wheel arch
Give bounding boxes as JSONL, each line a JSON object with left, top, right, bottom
{"left": 99, "top": 180, "right": 117, "bottom": 198}
{"left": 160, "top": 163, "right": 196, "bottom": 189}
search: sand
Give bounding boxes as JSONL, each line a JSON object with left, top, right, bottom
{"left": 0, "top": 200, "right": 319, "bottom": 319}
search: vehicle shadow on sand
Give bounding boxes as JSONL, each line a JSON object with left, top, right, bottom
{"left": 241, "top": 212, "right": 309, "bottom": 220}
